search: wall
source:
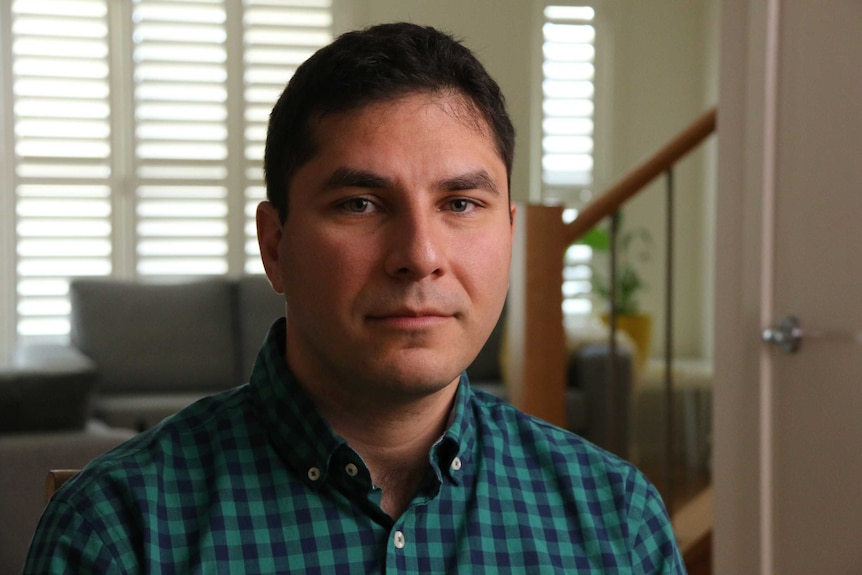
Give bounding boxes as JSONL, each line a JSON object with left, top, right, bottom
{"left": 603, "top": 2, "right": 719, "bottom": 360}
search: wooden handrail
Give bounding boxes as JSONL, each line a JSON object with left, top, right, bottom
{"left": 510, "top": 106, "right": 718, "bottom": 430}
{"left": 565, "top": 107, "right": 717, "bottom": 245}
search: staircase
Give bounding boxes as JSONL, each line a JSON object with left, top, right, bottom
{"left": 506, "top": 107, "right": 718, "bottom": 574}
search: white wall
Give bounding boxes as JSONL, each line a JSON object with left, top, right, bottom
{"left": 602, "top": 2, "right": 719, "bottom": 360}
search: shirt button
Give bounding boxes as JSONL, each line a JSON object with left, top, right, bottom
{"left": 307, "top": 467, "right": 321, "bottom": 481}
{"left": 451, "top": 456, "right": 462, "bottom": 472}
{"left": 393, "top": 530, "right": 406, "bottom": 549}
{"left": 345, "top": 463, "right": 358, "bottom": 477}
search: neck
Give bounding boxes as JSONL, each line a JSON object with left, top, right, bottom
{"left": 300, "top": 374, "right": 459, "bottom": 519}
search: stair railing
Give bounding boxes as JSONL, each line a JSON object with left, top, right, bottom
{"left": 507, "top": 106, "right": 717, "bottom": 509}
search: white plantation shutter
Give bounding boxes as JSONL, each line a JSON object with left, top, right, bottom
{"left": 10, "top": 0, "right": 114, "bottom": 341}
{"left": 132, "top": 0, "right": 232, "bottom": 276}
{"left": 542, "top": 5, "right": 596, "bottom": 197}
{"left": 4, "top": 0, "right": 333, "bottom": 345}
{"left": 541, "top": 5, "right": 599, "bottom": 317}
{"left": 242, "top": 0, "right": 333, "bottom": 273}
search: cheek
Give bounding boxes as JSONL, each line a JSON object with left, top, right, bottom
{"left": 280, "top": 230, "right": 374, "bottom": 301}
{"left": 456, "top": 236, "right": 512, "bottom": 317}
{"left": 461, "top": 231, "right": 512, "bottom": 282}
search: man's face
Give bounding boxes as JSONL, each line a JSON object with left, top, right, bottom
{"left": 258, "top": 92, "right": 515, "bottom": 402}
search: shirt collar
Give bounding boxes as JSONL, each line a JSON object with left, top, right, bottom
{"left": 433, "top": 374, "right": 477, "bottom": 485}
{"left": 249, "top": 318, "right": 479, "bottom": 489}
{"left": 249, "top": 318, "right": 346, "bottom": 490}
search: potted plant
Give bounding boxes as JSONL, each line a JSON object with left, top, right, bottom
{"left": 577, "top": 215, "right": 653, "bottom": 371}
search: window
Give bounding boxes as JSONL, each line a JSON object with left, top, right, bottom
{"left": 2, "top": 0, "right": 333, "bottom": 347}
{"left": 539, "top": 3, "right": 600, "bottom": 318}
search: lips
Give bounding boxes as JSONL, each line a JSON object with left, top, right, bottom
{"left": 369, "top": 307, "right": 450, "bottom": 319}
{"left": 366, "top": 308, "right": 454, "bottom": 329}
{"left": 362, "top": 288, "right": 464, "bottom": 327}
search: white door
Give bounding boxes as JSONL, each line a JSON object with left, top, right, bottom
{"left": 714, "top": 0, "right": 862, "bottom": 573}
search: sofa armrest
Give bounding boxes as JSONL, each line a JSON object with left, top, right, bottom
{"left": 567, "top": 343, "right": 633, "bottom": 458}
{"left": 3, "top": 345, "right": 99, "bottom": 434}
{"left": 0, "top": 425, "right": 136, "bottom": 574}
{"left": 13, "top": 343, "right": 96, "bottom": 374}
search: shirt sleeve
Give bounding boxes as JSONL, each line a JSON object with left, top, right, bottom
{"left": 23, "top": 499, "right": 124, "bottom": 575}
{"left": 629, "top": 480, "right": 688, "bottom": 575}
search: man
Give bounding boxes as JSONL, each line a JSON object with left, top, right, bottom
{"left": 25, "top": 23, "right": 685, "bottom": 573}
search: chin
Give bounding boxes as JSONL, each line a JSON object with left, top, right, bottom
{"left": 389, "top": 368, "right": 462, "bottom": 396}
{"left": 366, "top": 356, "right": 464, "bottom": 399}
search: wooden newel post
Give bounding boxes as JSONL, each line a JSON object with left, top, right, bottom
{"left": 506, "top": 203, "right": 568, "bottom": 428}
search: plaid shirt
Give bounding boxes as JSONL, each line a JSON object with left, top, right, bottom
{"left": 25, "top": 318, "right": 685, "bottom": 573}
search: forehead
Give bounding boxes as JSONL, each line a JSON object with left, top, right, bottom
{"left": 310, "top": 92, "right": 498, "bottom": 160}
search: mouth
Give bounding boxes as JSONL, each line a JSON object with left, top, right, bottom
{"left": 367, "top": 308, "right": 454, "bottom": 329}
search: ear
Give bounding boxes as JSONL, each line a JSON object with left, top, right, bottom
{"left": 256, "top": 201, "right": 285, "bottom": 294}
{"left": 509, "top": 203, "right": 517, "bottom": 236}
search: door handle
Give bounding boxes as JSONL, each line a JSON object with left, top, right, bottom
{"left": 763, "top": 314, "right": 862, "bottom": 354}
{"left": 762, "top": 315, "right": 803, "bottom": 354}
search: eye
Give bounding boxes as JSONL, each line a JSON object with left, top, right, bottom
{"left": 341, "top": 197, "right": 373, "bottom": 213}
{"left": 448, "top": 198, "right": 477, "bottom": 213}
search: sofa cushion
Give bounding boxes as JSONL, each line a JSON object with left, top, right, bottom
{"left": 70, "top": 278, "right": 237, "bottom": 393}
{"left": 568, "top": 342, "right": 633, "bottom": 457}
{"left": 236, "top": 275, "right": 285, "bottom": 381}
{"left": 0, "top": 368, "right": 95, "bottom": 433}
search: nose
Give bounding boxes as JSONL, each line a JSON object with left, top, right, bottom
{"left": 383, "top": 211, "right": 443, "bottom": 280}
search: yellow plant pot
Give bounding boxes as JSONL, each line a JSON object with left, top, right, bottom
{"left": 601, "top": 313, "right": 652, "bottom": 373}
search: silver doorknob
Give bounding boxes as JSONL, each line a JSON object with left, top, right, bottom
{"left": 762, "top": 315, "right": 803, "bottom": 354}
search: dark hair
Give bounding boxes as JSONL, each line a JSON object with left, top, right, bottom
{"left": 264, "top": 22, "right": 515, "bottom": 220}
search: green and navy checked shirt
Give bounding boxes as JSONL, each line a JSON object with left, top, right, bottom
{"left": 25, "top": 318, "right": 685, "bottom": 573}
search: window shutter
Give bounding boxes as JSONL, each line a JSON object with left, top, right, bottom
{"left": 541, "top": 5, "right": 596, "bottom": 197}
{"left": 131, "top": 0, "right": 232, "bottom": 276}
{"left": 241, "top": 0, "right": 333, "bottom": 273}
{"left": 7, "top": 0, "right": 333, "bottom": 343}
{"left": 541, "top": 5, "right": 598, "bottom": 317}
{"left": 11, "top": 0, "right": 113, "bottom": 341}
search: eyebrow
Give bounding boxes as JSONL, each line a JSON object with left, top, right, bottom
{"left": 321, "top": 168, "right": 391, "bottom": 191}
{"left": 321, "top": 167, "right": 501, "bottom": 197}
{"left": 438, "top": 170, "right": 500, "bottom": 196}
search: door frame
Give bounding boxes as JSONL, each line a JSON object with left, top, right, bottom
{"left": 713, "top": 0, "right": 782, "bottom": 572}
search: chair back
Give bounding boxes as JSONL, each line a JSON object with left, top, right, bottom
{"left": 45, "top": 469, "right": 79, "bottom": 502}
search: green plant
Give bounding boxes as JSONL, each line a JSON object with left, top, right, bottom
{"left": 577, "top": 216, "right": 652, "bottom": 316}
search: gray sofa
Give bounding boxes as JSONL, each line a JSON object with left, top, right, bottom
{"left": 37, "top": 275, "right": 285, "bottom": 431}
